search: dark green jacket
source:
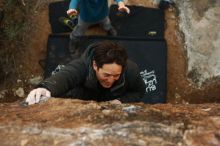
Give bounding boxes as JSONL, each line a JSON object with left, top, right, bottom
{"left": 38, "top": 45, "right": 146, "bottom": 102}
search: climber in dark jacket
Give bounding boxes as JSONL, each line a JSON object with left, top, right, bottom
{"left": 25, "top": 41, "right": 146, "bottom": 105}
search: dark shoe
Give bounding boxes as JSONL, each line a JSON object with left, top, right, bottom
{"left": 58, "top": 17, "right": 75, "bottom": 30}
{"left": 69, "top": 15, "right": 78, "bottom": 27}
{"left": 107, "top": 27, "right": 117, "bottom": 36}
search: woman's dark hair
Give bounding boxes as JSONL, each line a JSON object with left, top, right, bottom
{"left": 93, "top": 41, "right": 128, "bottom": 69}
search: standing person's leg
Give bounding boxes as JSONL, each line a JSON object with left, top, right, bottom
{"left": 99, "top": 16, "right": 117, "bottom": 36}
{"left": 69, "top": 17, "right": 90, "bottom": 59}
{"left": 70, "top": 16, "right": 90, "bottom": 39}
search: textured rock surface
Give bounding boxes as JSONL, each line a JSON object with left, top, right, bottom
{"left": 0, "top": 98, "right": 219, "bottom": 146}
{"left": 174, "top": 0, "right": 220, "bottom": 85}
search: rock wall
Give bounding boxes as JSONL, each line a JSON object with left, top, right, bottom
{"left": 174, "top": 0, "right": 220, "bottom": 85}
{"left": 0, "top": 98, "right": 220, "bottom": 145}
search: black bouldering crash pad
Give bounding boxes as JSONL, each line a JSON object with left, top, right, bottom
{"left": 49, "top": 1, "right": 165, "bottom": 39}
{"left": 44, "top": 35, "right": 167, "bottom": 103}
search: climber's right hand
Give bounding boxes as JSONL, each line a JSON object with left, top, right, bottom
{"left": 25, "top": 88, "right": 51, "bottom": 105}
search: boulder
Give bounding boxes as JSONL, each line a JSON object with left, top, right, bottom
{"left": 0, "top": 98, "right": 219, "bottom": 146}
{"left": 174, "top": 0, "right": 220, "bottom": 85}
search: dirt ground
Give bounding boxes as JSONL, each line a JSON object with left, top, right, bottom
{"left": 1, "top": 0, "right": 220, "bottom": 103}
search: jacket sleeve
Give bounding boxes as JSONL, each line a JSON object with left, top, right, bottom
{"left": 119, "top": 61, "right": 146, "bottom": 103}
{"left": 69, "top": 0, "right": 80, "bottom": 9}
{"left": 37, "top": 59, "right": 87, "bottom": 97}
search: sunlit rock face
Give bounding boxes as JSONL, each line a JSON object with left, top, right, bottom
{"left": 0, "top": 98, "right": 220, "bottom": 145}
{"left": 174, "top": 0, "right": 220, "bottom": 85}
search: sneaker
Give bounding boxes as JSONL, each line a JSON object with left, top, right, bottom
{"left": 69, "top": 15, "right": 78, "bottom": 25}
{"left": 58, "top": 17, "right": 75, "bottom": 30}
{"left": 107, "top": 27, "right": 117, "bottom": 36}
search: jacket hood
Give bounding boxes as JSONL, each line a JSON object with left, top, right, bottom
{"left": 81, "top": 43, "right": 98, "bottom": 66}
